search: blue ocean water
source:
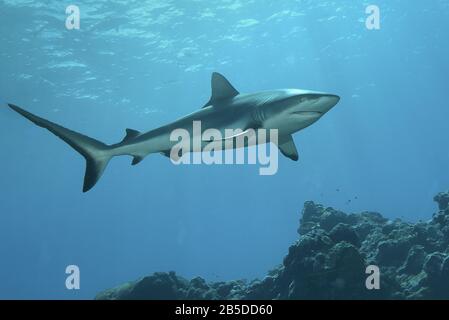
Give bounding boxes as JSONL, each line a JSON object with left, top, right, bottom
{"left": 0, "top": 0, "right": 448, "bottom": 299}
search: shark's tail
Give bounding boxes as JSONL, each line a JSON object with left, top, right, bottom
{"left": 8, "top": 104, "right": 114, "bottom": 192}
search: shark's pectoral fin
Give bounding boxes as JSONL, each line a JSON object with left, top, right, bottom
{"left": 278, "top": 135, "right": 299, "bottom": 161}
{"left": 121, "top": 128, "right": 141, "bottom": 143}
{"left": 202, "top": 72, "right": 239, "bottom": 108}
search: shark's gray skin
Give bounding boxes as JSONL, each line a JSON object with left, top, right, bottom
{"left": 7, "top": 72, "right": 340, "bottom": 192}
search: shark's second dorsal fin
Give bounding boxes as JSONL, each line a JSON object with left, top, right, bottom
{"left": 202, "top": 72, "right": 239, "bottom": 108}
{"left": 121, "top": 128, "right": 141, "bottom": 143}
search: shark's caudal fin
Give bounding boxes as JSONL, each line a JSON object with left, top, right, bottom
{"left": 8, "top": 104, "right": 113, "bottom": 192}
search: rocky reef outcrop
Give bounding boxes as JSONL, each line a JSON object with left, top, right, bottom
{"left": 96, "top": 191, "right": 449, "bottom": 300}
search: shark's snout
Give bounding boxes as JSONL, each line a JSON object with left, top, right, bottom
{"left": 289, "top": 93, "right": 340, "bottom": 116}
{"left": 316, "top": 94, "right": 340, "bottom": 113}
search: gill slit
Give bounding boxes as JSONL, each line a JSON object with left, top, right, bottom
{"left": 251, "top": 107, "right": 265, "bottom": 128}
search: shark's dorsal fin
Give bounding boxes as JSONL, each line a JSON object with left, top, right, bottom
{"left": 278, "top": 135, "right": 299, "bottom": 161}
{"left": 202, "top": 72, "right": 239, "bottom": 108}
{"left": 121, "top": 128, "right": 141, "bottom": 143}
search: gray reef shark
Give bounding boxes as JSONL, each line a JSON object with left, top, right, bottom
{"left": 7, "top": 72, "right": 340, "bottom": 192}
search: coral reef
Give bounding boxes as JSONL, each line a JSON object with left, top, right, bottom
{"left": 96, "top": 191, "right": 449, "bottom": 300}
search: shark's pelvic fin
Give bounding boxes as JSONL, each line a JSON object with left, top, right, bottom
{"left": 160, "top": 150, "right": 171, "bottom": 158}
{"left": 278, "top": 135, "right": 299, "bottom": 161}
{"left": 131, "top": 156, "right": 144, "bottom": 166}
{"left": 203, "top": 72, "right": 239, "bottom": 108}
{"left": 8, "top": 104, "right": 115, "bottom": 192}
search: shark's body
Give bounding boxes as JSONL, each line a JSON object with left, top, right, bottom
{"left": 7, "top": 73, "right": 340, "bottom": 192}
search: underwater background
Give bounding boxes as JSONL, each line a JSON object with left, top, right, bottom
{"left": 0, "top": 0, "right": 448, "bottom": 299}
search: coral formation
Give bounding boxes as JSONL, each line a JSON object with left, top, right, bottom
{"left": 96, "top": 191, "right": 449, "bottom": 300}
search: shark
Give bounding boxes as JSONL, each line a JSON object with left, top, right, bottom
{"left": 7, "top": 72, "right": 340, "bottom": 192}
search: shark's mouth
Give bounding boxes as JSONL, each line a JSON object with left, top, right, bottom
{"left": 290, "top": 111, "right": 323, "bottom": 116}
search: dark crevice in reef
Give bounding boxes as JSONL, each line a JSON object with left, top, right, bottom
{"left": 96, "top": 191, "right": 449, "bottom": 300}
